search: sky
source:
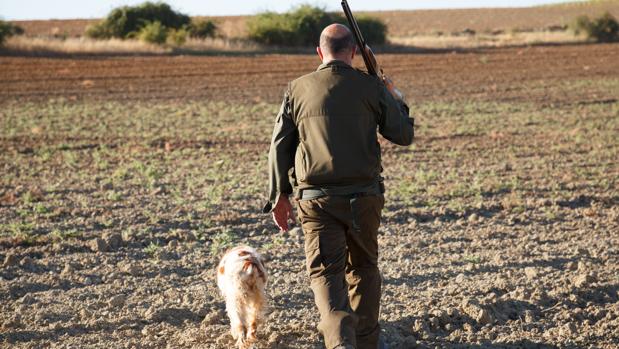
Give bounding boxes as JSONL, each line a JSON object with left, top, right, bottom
{"left": 1, "top": 0, "right": 579, "bottom": 21}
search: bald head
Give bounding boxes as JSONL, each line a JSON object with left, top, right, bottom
{"left": 318, "top": 24, "right": 355, "bottom": 64}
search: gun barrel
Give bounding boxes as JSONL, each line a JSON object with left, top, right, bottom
{"left": 341, "top": 0, "right": 378, "bottom": 76}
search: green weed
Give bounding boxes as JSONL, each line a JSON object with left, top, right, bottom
{"left": 210, "top": 229, "right": 236, "bottom": 255}
{"left": 144, "top": 241, "right": 161, "bottom": 256}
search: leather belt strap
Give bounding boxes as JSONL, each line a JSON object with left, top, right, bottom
{"left": 299, "top": 181, "right": 384, "bottom": 201}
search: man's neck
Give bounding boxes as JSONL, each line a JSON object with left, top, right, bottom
{"left": 323, "top": 58, "right": 352, "bottom": 66}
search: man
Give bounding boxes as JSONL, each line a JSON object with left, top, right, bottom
{"left": 263, "top": 24, "right": 414, "bottom": 349}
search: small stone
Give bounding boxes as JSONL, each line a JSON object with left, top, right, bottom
{"left": 19, "top": 256, "right": 33, "bottom": 268}
{"left": 524, "top": 267, "right": 538, "bottom": 280}
{"left": 461, "top": 298, "right": 493, "bottom": 325}
{"left": 202, "top": 309, "right": 225, "bottom": 326}
{"left": 468, "top": 213, "right": 478, "bottom": 223}
{"left": 167, "top": 240, "right": 178, "bottom": 248}
{"left": 463, "top": 323, "right": 474, "bottom": 332}
{"left": 103, "top": 233, "right": 123, "bottom": 250}
{"left": 108, "top": 294, "right": 126, "bottom": 308}
{"left": 122, "top": 264, "right": 140, "bottom": 276}
{"left": 155, "top": 249, "right": 174, "bottom": 261}
{"left": 3, "top": 253, "right": 20, "bottom": 267}
{"left": 476, "top": 309, "right": 493, "bottom": 325}
{"left": 524, "top": 310, "right": 535, "bottom": 323}
{"left": 577, "top": 261, "right": 587, "bottom": 271}
{"left": 560, "top": 322, "right": 576, "bottom": 337}
{"left": 566, "top": 261, "right": 577, "bottom": 271}
{"left": 61, "top": 263, "right": 74, "bottom": 276}
{"left": 80, "top": 308, "right": 92, "bottom": 319}
{"left": 19, "top": 294, "right": 35, "bottom": 305}
{"left": 179, "top": 231, "right": 197, "bottom": 242}
{"left": 90, "top": 238, "right": 109, "bottom": 252}
{"left": 141, "top": 325, "right": 156, "bottom": 336}
{"left": 455, "top": 273, "right": 466, "bottom": 283}
{"left": 101, "top": 182, "right": 113, "bottom": 190}
{"left": 574, "top": 274, "right": 594, "bottom": 288}
{"left": 267, "top": 332, "right": 279, "bottom": 344}
{"left": 492, "top": 254, "right": 502, "bottom": 265}
{"left": 412, "top": 319, "right": 427, "bottom": 333}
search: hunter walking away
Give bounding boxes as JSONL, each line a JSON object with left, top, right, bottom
{"left": 1, "top": 0, "right": 617, "bottom": 348}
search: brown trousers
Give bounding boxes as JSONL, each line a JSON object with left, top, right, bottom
{"left": 297, "top": 194, "right": 385, "bottom": 349}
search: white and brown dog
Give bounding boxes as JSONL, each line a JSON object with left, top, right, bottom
{"left": 217, "top": 246, "right": 268, "bottom": 349}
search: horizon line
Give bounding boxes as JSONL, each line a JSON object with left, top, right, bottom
{"left": 3, "top": 1, "right": 589, "bottom": 21}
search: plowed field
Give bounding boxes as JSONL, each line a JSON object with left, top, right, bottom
{"left": 1, "top": 43, "right": 618, "bottom": 349}
{"left": 2, "top": 44, "right": 618, "bottom": 105}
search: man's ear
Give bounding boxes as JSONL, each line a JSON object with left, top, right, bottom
{"left": 351, "top": 45, "right": 356, "bottom": 60}
{"left": 316, "top": 46, "right": 324, "bottom": 62}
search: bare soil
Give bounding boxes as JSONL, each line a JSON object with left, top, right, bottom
{"left": 1, "top": 43, "right": 618, "bottom": 349}
{"left": 1, "top": 44, "right": 618, "bottom": 105}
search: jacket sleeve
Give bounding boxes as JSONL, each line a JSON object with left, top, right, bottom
{"left": 263, "top": 90, "right": 298, "bottom": 213}
{"left": 377, "top": 85, "right": 414, "bottom": 146}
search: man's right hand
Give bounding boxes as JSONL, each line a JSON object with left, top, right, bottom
{"left": 272, "top": 194, "right": 295, "bottom": 232}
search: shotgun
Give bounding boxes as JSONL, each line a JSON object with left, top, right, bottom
{"left": 341, "top": 0, "right": 405, "bottom": 101}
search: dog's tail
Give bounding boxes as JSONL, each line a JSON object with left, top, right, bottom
{"left": 242, "top": 258, "right": 267, "bottom": 284}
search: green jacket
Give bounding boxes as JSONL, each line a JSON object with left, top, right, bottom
{"left": 264, "top": 60, "right": 414, "bottom": 212}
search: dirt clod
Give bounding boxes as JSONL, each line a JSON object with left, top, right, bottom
{"left": 103, "top": 233, "right": 123, "bottom": 250}
{"left": 108, "top": 294, "right": 126, "bottom": 308}
{"left": 3, "top": 253, "right": 20, "bottom": 267}
{"left": 524, "top": 267, "right": 538, "bottom": 280}
{"left": 61, "top": 263, "right": 74, "bottom": 276}
{"left": 121, "top": 264, "right": 141, "bottom": 276}
{"left": 574, "top": 273, "right": 595, "bottom": 288}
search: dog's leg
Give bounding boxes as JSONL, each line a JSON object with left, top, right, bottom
{"left": 226, "top": 300, "right": 247, "bottom": 349}
{"left": 245, "top": 298, "right": 263, "bottom": 346}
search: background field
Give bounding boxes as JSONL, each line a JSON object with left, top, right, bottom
{"left": 7, "top": 1, "right": 619, "bottom": 51}
{"left": 1, "top": 2, "right": 619, "bottom": 349}
{"left": 11, "top": 1, "right": 619, "bottom": 37}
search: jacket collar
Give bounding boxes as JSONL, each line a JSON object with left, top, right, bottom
{"left": 317, "top": 60, "right": 353, "bottom": 71}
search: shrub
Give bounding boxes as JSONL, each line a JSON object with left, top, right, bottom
{"left": 167, "top": 27, "right": 188, "bottom": 46}
{"left": 0, "top": 20, "right": 24, "bottom": 46}
{"left": 247, "top": 12, "right": 297, "bottom": 46}
{"left": 571, "top": 12, "right": 619, "bottom": 42}
{"left": 188, "top": 19, "right": 217, "bottom": 39}
{"left": 247, "top": 4, "right": 387, "bottom": 47}
{"left": 288, "top": 5, "right": 333, "bottom": 46}
{"left": 85, "top": 1, "right": 190, "bottom": 39}
{"left": 138, "top": 21, "right": 168, "bottom": 44}
{"left": 354, "top": 16, "right": 387, "bottom": 45}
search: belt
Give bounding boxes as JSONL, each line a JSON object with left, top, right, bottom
{"left": 298, "top": 181, "right": 384, "bottom": 201}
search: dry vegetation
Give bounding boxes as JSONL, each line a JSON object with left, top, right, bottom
{"left": 4, "top": 36, "right": 262, "bottom": 55}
